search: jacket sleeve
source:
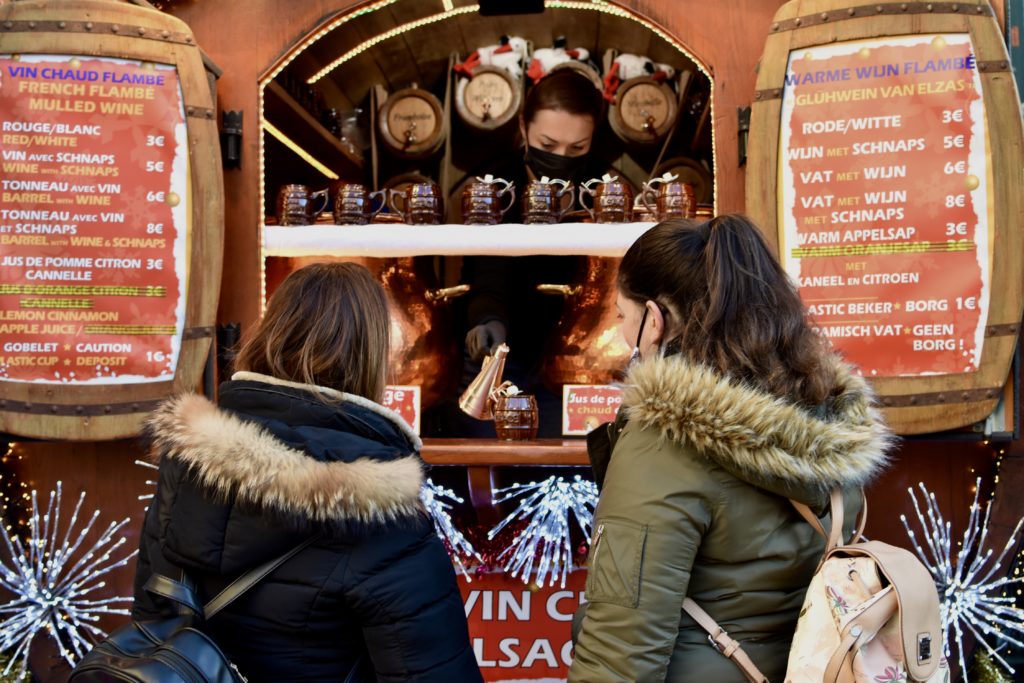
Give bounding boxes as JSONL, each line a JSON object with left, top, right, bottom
{"left": 344, "top": 516, "right": 483, "bottom": 683}
{"left": 570, "top": 424, "right": 717, "bottom": 683}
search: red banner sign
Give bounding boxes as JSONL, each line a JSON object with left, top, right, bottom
{"left": 0, "top": 55, "right": 187, "bottom": 384}
{"left": 562, "top": 384, "right": 622, "bottom": 435}
{"left": 779, "top": 35, "right": 991, "bottom": 377}
{"left": 461, "top": 571, "right": 585, "bottom": 682}
{"left": 382, "top": 384, "right": 421, "bottom": 433}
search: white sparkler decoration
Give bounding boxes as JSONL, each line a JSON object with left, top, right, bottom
{"left": 0, "top": 482, "right": 137, "bottom": 676}
{"left": 900, "top": 478, "right": 1024, "bottom": 679}
{"left": 420, "top": 480, "right": 482, "bottom": 581}
{"left": 134, "top": 459, "right": 158, "bottom": 505}
{"left": 488, "top": 475, "right": 598, "bottom": 588}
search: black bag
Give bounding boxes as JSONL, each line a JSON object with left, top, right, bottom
{"left": 70, "top": 536, "right": 319, "bottom": 683}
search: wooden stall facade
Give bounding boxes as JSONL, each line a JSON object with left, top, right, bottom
{"left": 0, "top": 1, "right": 1021, "bottom": 680}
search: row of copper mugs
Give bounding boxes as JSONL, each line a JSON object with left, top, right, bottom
{"left": 275, "top": 173, "right": 696, "bottom": 225}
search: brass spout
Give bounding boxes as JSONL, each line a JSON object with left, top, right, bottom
{"left": 459, "top": 343, "right": 510, "bottom": 420}
{"left": 425, "top": 284, "right": 471, "bottom": 302}
{"left": 536, "top": 284, "right": 582, "bottom": 297}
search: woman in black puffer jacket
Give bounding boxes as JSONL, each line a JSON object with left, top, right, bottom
{"left": 132, "top": 262, "right": 483, "bottom": 682}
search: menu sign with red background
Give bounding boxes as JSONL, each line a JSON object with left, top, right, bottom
{"left": 0, "top": 54, "right": 187, "bottom": 384}
{"left": 381, "top": 384, "right": 421, "bottom": 433}
{"left": 562, "top": 384, "right": 622, "bottom": 436}
{"left": 461, "top": 571, "right": 585, "bottom": 682}
{"left": 779, "top": 34, "right": 991, "bottom": 377}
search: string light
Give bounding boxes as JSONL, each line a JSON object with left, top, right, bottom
{"left": 420, "top": 480, "right": 482, "bottom": 581}
{"left": 0, "top": 482, "right": 136, "bottom": 676}
{"left": 261, "top": 121, "right": 340, "bottom": 180}
{"left": 488, "top": 475, "right": 598, "bottom": 588}
{"left": 901, "top": 478, "right": 1024, "bottom": 679}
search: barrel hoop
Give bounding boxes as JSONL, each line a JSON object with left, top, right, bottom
{"left": 879, "top": 386, "right": 1002, "bottom": 408}
{"left": 754, "top": 88, "right": 784, "bottom": 101}
{"left": 0, "top": 19, "right": 195, "bottom": 45}
{"left": 770, "top": 2, "right": 992, "bottom": 33}
{"left": 182, "top": 325, "right": 215, "bottom": 340}
{"left": 185, "top": 106, "right": 216, "bottom": 120}
{"left": 976, "top": 59, "right": 1012, "bottom": 73}
{"left": 985, "top": 323, "right": 1021, "bottom": 338}
{"left": 0, "top": 398, "right": 164, "bottom": 416}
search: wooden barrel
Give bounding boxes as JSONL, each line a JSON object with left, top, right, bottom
{"left": 609, "top": 75, "right": 678, "bottom": 145}
{"left": 0, "top": 0, "right": 223, "bottom": 440}
{"left": 655, "top": 156, "right": 713, "bottom": 204}
{"left": 378, "top": 86, "right": 445, "bottom": 158}
{"left": 455, "top": 66, "right": 522, "bottom": 131}
{"left": 745, "top": 0, "right": 1024, "bottom": 435}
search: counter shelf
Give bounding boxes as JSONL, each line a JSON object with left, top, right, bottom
{"left": 262, "top": 222, "right": 657, "bottom": 257}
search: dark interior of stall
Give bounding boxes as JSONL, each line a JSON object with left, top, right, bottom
{"left": 260, "top": 6, "right": 714, "bottom": 443}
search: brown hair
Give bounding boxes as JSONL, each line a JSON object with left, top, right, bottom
{"left": 618, "top": 215, "right": 835, "bottom": 407}
{"left": 523, "top": 68, "right": 604, "bottom": 126}
{"left": 234, "top": 262, "right": 389, "bottom": 402}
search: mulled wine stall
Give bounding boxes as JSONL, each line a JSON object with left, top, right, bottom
{"left": 0, "top": 1, "right": 1023, "bottom": 681}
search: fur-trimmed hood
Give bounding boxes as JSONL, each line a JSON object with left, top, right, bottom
{"left": 622, "top": 355, "right": 892, "bottom": 491}
{"left": 146, "top": 373, "right": 425, "bottom": 527}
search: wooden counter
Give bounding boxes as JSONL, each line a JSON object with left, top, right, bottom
{"left": 421, "top": 438, "right": 589, "bottom": 466}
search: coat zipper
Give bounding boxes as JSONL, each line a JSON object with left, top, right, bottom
{"left": 590, "top": 524, "right": 605, "bottom": 567}
{"left": 151, "top": 648, "right": 206, "bottom": 683}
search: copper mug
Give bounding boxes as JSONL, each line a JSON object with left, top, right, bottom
{"left": 461, "top": 175, "right": 515, "bottom": 225}
{"left": 641, "top": 173, "right": 695, "bottom": 220}
{"left": 333, "top": 183, "right": 386, "bottom": 225}
{"left": 521, "top": 177, "right": 571, "bottom": 224}
{"left": 388, "top": 182, "right": 444, "bottom": 225}
{"left": 494, "top": 394, "right": 539, "bottom": 441}
{"left": 579, "top": 175, "right": 634, "bottom": 223}
{"left": 276, "top": 184, "right": 329, "bottom": 226}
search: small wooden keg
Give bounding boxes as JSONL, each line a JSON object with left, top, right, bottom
{"left": 456, "top": 66, "right": 521, "bottom": 130}
{"left": 378, "top": 86, "right": 445, "bottom": 158}
{"left": 609, "top": 76, "right": 678, "bottom": 146}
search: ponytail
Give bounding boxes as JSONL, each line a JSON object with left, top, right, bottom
{"left": 618, "top": 214, "right": 833, "bottom": 407}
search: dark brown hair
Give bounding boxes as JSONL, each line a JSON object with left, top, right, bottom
{"left": 618, "top": 215, "right": 835, "bottom": 407}
{"left": 523, "top": 68, "right": 604, "bottom": 126}
{"left": 234, "top": 262, "right": 390, "bottom": 402}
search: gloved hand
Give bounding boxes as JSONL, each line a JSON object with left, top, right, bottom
{"left": 465, "top": 320, "right": 507, "bottom": 362}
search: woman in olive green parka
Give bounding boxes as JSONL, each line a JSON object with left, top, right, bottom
{"left": 569, "top": 216, "right": 892, "bottom": 683}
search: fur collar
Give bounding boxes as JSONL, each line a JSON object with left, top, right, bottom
{"left": 147, "top": 388, "right": 424, "bottom": 525}
{"left": 622, "top": 355, "right": 892, "bottom": 489}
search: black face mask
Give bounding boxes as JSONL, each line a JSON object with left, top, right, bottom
{"left": 527, "top": 146, "right": 588, "bottom": 182}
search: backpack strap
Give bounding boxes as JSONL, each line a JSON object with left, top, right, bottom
{"left": 204, "top": 534, "right": 322, "bottom": 619}
{"left": 145, "top": 534, "right": 321, "bottom": 620}
{"left": 823, "top": 587, "right": 898, "bottom": 683}
{"left": 790, "top": 488, "right": 846, "bottom": 552}
{"left": 681, "top": 598, "right": 768, "bottom": 683}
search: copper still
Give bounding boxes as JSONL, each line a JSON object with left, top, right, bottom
{"left": 538, "top": 256, "right": 632, "bottom": 388}
{"left": 264, "top": 256, "right": 466, "bottom": 407}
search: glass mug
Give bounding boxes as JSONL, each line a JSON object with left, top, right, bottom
{"left": 276, "top": 184, "right": 329, "bottom": 226}
{"left": 641, "top": 174, "right": 695, "bottom": 220}
{"left": 493, "top": 394, "right": 539, "bottom": 441}
{"left": 333, "top": 183, "right": 386, "bottom": 225}
{"left": 388, "top": 182, "right": 444, "bottom": 225}
{"left": 579, "top": 176, "right": 634, "bottom": 223}
{"left": 521, "top": 178, "right": 571, "bottom": 224}
{"left": 461, "top": 176, "right": 515, "bottom": 225}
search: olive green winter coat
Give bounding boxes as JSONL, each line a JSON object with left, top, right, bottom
{"left": 569, "top": 355, "right": 892, "bottom": 683}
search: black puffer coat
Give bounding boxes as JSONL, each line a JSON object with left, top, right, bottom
{"left": 133, "top": 372, "right": 482, "bottom": 683}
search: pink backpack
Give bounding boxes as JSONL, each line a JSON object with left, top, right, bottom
{"left": 683, "top": 489, "right": 948, "bottom": 683}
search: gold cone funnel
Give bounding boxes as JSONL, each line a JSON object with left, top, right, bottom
{"left": 459, "top": 343, "right": 510, "bottom": 420}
